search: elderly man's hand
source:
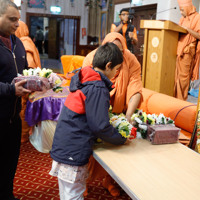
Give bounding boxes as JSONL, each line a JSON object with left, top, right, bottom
{"left": 15, "top": 79, "right": 31, "bottom": 96}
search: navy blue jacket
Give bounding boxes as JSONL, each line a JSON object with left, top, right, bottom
{"left": 0, "top": 35, "right": 28, "bottom": 120}
{"left": 50, "top": 67, "right": 126, "bottom": 166}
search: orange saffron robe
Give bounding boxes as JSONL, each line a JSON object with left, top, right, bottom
{"left": 174, "top": 7, "right": 200, "bottom": 100}
{"left": 15, "top": 21, "right": 41, "bottom": 142}
{"left": 15, "top": 21, "right": 41, "bottom": 69}
{"left": 82, "top": 32, "right": 142, "bottom": 183}
{"left": 83, "top": 32, "right": 142, "bottom": 113}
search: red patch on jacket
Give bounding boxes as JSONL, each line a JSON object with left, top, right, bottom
{"left": 64, "top": 90, "right": 86, "bottom": 114}
{"left": 80, "top": 67, "right": 101, "bottom": 83}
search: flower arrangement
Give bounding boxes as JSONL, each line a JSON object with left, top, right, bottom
{"left": 22, "top": 67, "right": 63, "bottom": 92}
{"left": 109, "top": 107, "right": 140, "bottom": 139}
{"left": 108, "top": 107, "right": 175, "bottom": 140}
{"left": 195, "top": 110, "right": 200, "bottom": 153}
{"left": 131, "top": 109, "right": 174, "bottom": 139}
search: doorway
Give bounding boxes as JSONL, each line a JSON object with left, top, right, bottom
{"left": 128, "top": 4, "right": 157, "bottom": 66}
{"left": 26, "top": 13, "right": 80, "bottom": 60}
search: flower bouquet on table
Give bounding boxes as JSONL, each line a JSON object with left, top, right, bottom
{"left": 108, "top": 106, "right": 140, "bottom": 140}
{"left": 131, "top": 109, "right": 180, "bottom": 144}
{"left": 13, "top": 67, "right": 63, "bottom": 92}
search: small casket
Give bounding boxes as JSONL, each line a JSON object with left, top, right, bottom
{"left": 13, "top": 76, "right": 50, "bottom": 91}
{"left": 147, "top": 124, "right": 180, "bottom": 145}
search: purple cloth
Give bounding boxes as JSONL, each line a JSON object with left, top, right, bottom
{"left": 25, "top": 87, "right": 69, "bottom": 126}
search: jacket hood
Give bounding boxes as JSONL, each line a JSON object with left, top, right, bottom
{"left": 70, "top": 66, "right": 114, "bottom": 92}
{"left": 15, "top": 21, "right": 29, "bottom": 38}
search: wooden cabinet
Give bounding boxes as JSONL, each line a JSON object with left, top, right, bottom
{"left": 140, "top": 20, "right": 187, "bottom": 96}
{"left": 76, "top": 45, "right": 99, "bottom": 56}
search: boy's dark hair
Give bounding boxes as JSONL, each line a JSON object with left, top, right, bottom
{"left": 92, "top": 42, "right": 123, "bottom": 70}
{"left": 120, "top": 8, "right": 129, "bottom": 15}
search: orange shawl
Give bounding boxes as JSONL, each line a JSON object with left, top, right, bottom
{"left": 82, "top": 32, "right": 142, "bottom": 113}
{"left": 15, "top": 21, "right": 41, "bottom": 69}
{"left": 177, "top": 6, "right": 200, "bottom": 80}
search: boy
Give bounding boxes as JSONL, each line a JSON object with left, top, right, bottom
{"left": 49, "top": 42, "right": 127, "bottom": 200}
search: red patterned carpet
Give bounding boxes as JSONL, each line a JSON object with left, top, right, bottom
{"left": 14, "top": 142, "right": 131, "bottom": 200}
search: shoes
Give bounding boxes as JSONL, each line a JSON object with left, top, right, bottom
{"left": 102, "top": 176, "right": 120, "bottom": 197}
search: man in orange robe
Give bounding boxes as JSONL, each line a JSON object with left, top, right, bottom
{"left": 15, "top": 21, "right": 41, "bottom": 143}
{"left": 82, "top": 32, "right": 142, "bottom": 196}
{"left": 174, "top": 0, "right": 200, "bottom": 100}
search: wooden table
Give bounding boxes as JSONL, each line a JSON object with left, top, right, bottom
{"left": 93, "top": 139, "right": 200, "bottom": 200}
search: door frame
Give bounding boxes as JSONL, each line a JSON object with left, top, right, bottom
{"left": 26, "top": 12, "right": 80, "bottom": 56}
{"left": 123, "top": 4, "right": 157, "bottom": 66}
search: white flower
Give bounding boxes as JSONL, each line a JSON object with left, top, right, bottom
{"left": 28, "top": 69, "right": 34, "bottom": 76}
{"left": 135, "top": 117, "right": 143, "bottom": 124}
{"left": 33, "top": 67, "right": 41, "bottom": 76}
{"left": 157, "top": 113, "right": 166, "bottom": 124}
{"left": 118, "top": 121, "right": 130, "bottom": 130}
{"left": 23, "top": 69, "right": 28, "bottom": 76}
{"left": 128, "top": 124, "right": 133, "bottom": 131}
{"left": 112, "top": 118, "right": 122, "bottom": 128}
{"left": 197, "top": 138, "right": 200, "bottom": 144}
{"left": 138, "top": 124, "right": 147, "bottom": 131}
{"left": 136, "top": 132, "right": 142, "bottom": 139}
{"left": 131, "top": 113, "right": 138, "bottom": 121}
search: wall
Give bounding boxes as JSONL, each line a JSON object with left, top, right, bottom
{"left": 20, "top": 0, "right": 88, "bottom": 45}
{"left": 144, "top": 0, "right": 199, "bottom": 23}
{"left": 114, "top": 0, "right": 199, "bottom": 24}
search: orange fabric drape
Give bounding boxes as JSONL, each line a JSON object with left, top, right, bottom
{"left": 15, "top": 21, "right": 41, "bottom": 69}
{"left": 174, "top": 47, "right": 195, "bottom": 100}
{"left": 83, "top": 32, "right": 142, "bottom": 114}
{"left": 15, "top": 21, "right": 41, "bottom": 142}
{"left": 174, "top": 6, "right": 200, "bottom": 100}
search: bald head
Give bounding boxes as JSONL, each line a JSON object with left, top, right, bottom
{"left": 0, "top": 0, "right": 18, "bottom": 16}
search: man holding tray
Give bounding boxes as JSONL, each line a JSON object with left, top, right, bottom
{"left": 0, "top": 0, "right": 31, "bottom": 199}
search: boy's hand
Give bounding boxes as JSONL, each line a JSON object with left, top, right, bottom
{"left": 124, "top": 138, "right": 132, "bottom": 145}
{"left": 126, "top": 114, "right": 136, "bottom": 126}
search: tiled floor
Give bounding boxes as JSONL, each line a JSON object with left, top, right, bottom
{"left": 40, "top": 54, "right": 63, "bottom": 74}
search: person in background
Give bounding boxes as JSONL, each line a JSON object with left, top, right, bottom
{"left": 15, "top": 21, "right": 41, "bottom": 69}
{"left": 83, "top": 32, "right": 142, "bottom": 197}
{"left": 49, "top": 42, "right": 127, "bottom": 200}
{"left": 110, "top": 8, "right": 138, "bottom": 53}
{"left": 174, "top": 0, "right": 200, "bottom": 100}
{"left": 44, "top": 26, "right": 49, "bottom": 54}
{"left": 0, "top": 1, "right": 31, "bottom": 199}
{"left": 35, "top": 25, "right": 44, "bottom": 54}
{"left": 15, "top": 20, "right": 41, "bottom": 143}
